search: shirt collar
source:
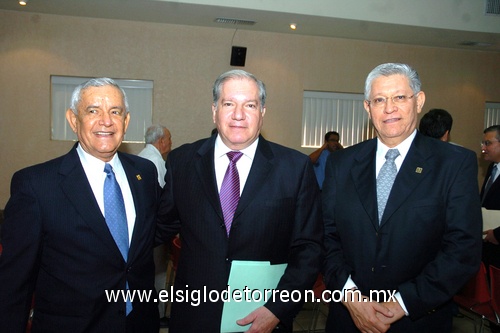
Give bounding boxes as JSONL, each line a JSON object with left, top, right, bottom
{"left": 76, "top": 143, "right": 121, "bottom": 172}
{"left": 214, "top": 135, "right": 259, "bottom": 161}
{"left": 376, "top": 129, "right": 416, "bottom": 160}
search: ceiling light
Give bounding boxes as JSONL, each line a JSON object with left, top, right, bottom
{"left": 290, "top": 23, "right": 297, "bottom": 30}
{"left": 19, "top": 0, "right": 27, "bottom": 5}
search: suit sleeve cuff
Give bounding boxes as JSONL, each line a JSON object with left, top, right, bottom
{"left": 394, "top": 292, "right": 409, "bottom": 316}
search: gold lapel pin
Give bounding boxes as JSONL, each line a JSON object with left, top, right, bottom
{"left": 415, "top": 167, "right": 423, "bottom": 174}
{"left": 136, "top": 174, "right": 142, "bottom": 180}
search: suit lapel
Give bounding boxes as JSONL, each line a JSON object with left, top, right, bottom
{"left": 195, "top": 137, "right": 224, "bottom": 221}
{"left": 351, "top": 139, "right": 378, "bottom": 229}
{"left": 480, "top": 163, "right": 493, "bottom": 197}
{"left": 482, "top": 163, "right": 500, "bottom": 203}
{"left": 235, "top": 137, "right": 273, "bottom": 218}
{"left": 380, "top": 133, "right": 431, "bottom": 227}
{"left": 59, "top": 146, "right": 124, "bottom": 261}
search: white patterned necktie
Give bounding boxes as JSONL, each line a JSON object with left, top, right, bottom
{"left": 483, "top": 164, "right": 498, "bottom": 202}
{"left": 377, "top": 149, "right": 400, "bottom": 222}
{"left": 220, "top": 151, "right": 243, "bottom": 236}
{"left": 103, "top": 163, "right": 132, "bottom": 315}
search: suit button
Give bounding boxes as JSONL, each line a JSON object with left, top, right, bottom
{"left": 371, "top": 267, "right": 375, "bottom": 272}
{"left": 127, "top": 267, "right": 132, "bottom": 272}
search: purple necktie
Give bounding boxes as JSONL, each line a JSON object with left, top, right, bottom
{"left": 220, "top": 151, "right": 243, "bottom": 236}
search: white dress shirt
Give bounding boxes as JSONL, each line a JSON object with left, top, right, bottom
{"left": 138, "top": 143, "right": 167, "bottom": 188}
{"left": 76, "top": 144, "right": 136, "bottom": 244}
{"left": 214, "top": 136, "right": 259, "bottom": 195}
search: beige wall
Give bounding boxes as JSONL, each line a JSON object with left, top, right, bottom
{"left": 1, "top": 9, "right": 500, "bottom": 208}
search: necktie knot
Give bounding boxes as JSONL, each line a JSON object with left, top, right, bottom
{"left": 385, "top": 149, "right": 400, "bottom": 162}
{"left": 227, "top": 151, "right": 243, "bottom": 163}
{"left": 104, "top": 162, "right": 114, "bottom": 176}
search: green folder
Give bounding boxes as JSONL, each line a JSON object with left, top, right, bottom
{"left": 220, "top": 260, "right": 287, "bottom": 332}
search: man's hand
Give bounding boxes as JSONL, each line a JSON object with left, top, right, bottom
{"left": 343, "top": 290, "right": 394, "bottom": 333}
{"left": 376, "top": 300, "right": 405, "bottom": 325}
{"left": 332, "top": 142, "right": 344, "bottom": 151}
{"left": 483, "top": 229, "right": 499, "bottom": 244}
{"left": 236, "top": 306, "right": 280, "bottom": 333}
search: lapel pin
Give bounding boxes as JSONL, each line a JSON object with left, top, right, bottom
{"left": 415, "top": 167, "right": 423, "bottom": 174}
{"left": 136, "top": 174, "right": 142, "bottom": 180}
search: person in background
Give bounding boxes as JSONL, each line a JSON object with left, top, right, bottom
{"left": 157, "top": 69, "right": 323, "bottom": 333}
{"left": 0, "top": 78, "right": 161, "bottom": 333}
{"left": 480, "top": 125, "right": 500, "bottom": 278}
{"left": 138, "top": 124, "right": 172, "bottom": 328}
{"left": 309, "top": 131, "right": 343, "bottom": 189}
{"left": 322, "top": 63, "right": 482, "bottom": 333}
{"left": 138, "top": 124, "right": 171, "bottom": 188}
{"left": 418, "top": 108, "right": 453, "bottom": 142}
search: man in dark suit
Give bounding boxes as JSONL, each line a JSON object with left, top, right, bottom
{"left": 0, "top": 78, "right": 161, "bottom": 333}
{"left": 157, "top": 69, "right": 323, "bottom": 332}
{"left": 322, "top": 63, "right": 482, "bottom": 333}
{"left": 480, "top": 125, "right": 500, "bottom": 273}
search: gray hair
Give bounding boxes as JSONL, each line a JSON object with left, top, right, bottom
{"left": 144, "top": 125, "right": 167, "bottom": 144}
{"left": 69, "top": 77, "right": 129, "bottom": 114}
{"left": 364, "top": 63, "right": 421, "bottom": 100}
{"left": 212, "top": 69, "right": 266, "bottom": 111}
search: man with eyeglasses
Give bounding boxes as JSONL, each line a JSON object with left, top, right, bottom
{"left": 480, "top": 125, "right": 500, "bottom": 283}
{"left": 322, "top": 63, "right": 482, "bottom": 333}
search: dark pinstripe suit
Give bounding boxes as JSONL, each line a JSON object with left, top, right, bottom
{"left": 322, "top": 133, "right": 482, "bottom": 333}
{"left": 157, "top": 135, "right": 323, "bottom": 332}
{"left": 0, "top": 144, "right": 161, "bottom": 333}
{"left": 480, "top": 162, "right": 500, "bottom": 274}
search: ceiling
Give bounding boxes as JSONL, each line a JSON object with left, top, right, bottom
{"left": 1, "top": 0, "right": 500, "bottom": 52}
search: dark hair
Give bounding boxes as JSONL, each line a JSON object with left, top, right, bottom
{"left": 325, "top": 131, "right": 339, "bottom": 141}
{"left": 484, "top": 125, "right": 500, "bottom": 140}
{"left": 419, "top": 109, "right": 453, "bottom": 139}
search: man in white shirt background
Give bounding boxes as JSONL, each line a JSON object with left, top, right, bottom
{"left": 138, "top": 124, "right": 172, "bottom": 188}
{"left": 138, "top": 124, "right": 172, "bottom": 327}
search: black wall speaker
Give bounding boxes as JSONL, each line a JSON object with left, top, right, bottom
{"left": 230, "top": 46, "right": 247, "bottom": 67}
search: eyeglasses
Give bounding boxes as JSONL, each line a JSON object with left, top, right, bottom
{"left": 367, "top": 94, "right": 415, "bottom": 108}
{"left": 481, "top": 140, "right": 499, "bottom": 147}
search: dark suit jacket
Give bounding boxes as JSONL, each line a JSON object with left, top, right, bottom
{"left": 157, "top": 135, "right": 323, "bottom": 332}
{"left": 480, "top": 162, "right": 500, "bottom": 270}
{"left": 322, "top": 133, "right": 482, "bottom": 333}
{"left": 0, "top": 144, "right": 161, "bottom": 333}
{"left": 481, "top": 163, "right": 500, "bottom": 239}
